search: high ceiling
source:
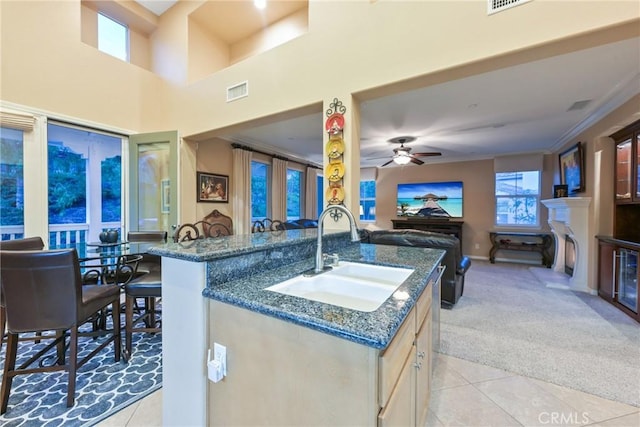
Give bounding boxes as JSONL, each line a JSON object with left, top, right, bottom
{"left": 136, "top": 1, "right": 640, "bottom": 168}
{"left": 218, "top": 37, "right": 639, "bottom": 168}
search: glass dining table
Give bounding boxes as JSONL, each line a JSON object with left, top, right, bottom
{"left": 50, "top": 241, "right": 162, "bottom": 285}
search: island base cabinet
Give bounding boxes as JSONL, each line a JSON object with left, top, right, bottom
{"left": 415, "top": 306, "right": 432, "bottom": 427}
{"left": 379, "top": 290, "right": 433, "bottom": 427}
{"left": 378, "top": 350, "right": 414, "bottom": 427}
{"left": 208, "top": 300, "right": 378, "bottom": 426}
{"left": 207, "top": 279, "right": 436, "bottom": 426}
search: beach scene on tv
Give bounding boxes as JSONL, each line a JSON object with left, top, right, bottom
{"left": 397, "top": 181, "right": 463, "bottom": 218}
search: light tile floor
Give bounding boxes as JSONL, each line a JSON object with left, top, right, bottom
{"left": 96, "top": 353, "right": 639, "bottom": 426}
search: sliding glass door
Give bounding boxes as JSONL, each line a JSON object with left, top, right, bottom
{"left": 0, "top": 127, "right": 25, "bottom": 240}
{"left": 47, "top": 122, "right": 125, "bottom": 246}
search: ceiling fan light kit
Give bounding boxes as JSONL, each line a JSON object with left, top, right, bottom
{"left": 380, "top": 136, "right": 442, "bottom": 167}
{"left": 393, "top": 153, "right": 412, "bottom": 165}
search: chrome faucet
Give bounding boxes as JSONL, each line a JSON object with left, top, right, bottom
{"left": 309, "top": 205, "right": 360, "bottom": 275}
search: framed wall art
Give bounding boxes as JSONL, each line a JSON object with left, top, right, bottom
{"left": 553, "top": 184, "right": 568, "bottom": 198}
{"left": 559, "top": 142, "right": 585, "bottom": 195}
{"left": 397, "top": 181, "right": 463, "bottom": 218}
{"left": 197, "top": 172, "right": 228, "bottom": 203}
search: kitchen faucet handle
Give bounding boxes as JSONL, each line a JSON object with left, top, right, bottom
{"left": 323, "top": 253, "right": 340, "bottom": 267}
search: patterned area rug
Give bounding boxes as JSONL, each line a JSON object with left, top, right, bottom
{"left": 0, "top": 329, "right": 162, "bottom": 427}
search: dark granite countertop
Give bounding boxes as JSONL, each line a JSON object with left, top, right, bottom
{"left": 150, "top": 230, "right": 445, "bottom": 350}
{"left": 148, "top": 228, "right": 325, "bottom": 262}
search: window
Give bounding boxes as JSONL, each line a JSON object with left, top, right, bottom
{"left": 47, "top": 123, "right": 124, "bottom": 245}
{"left": 360, "top": 180, "right": 376, "bottom": 221}
{"left": 0, "top": 127, "right": 25, "bottom": 239}
{"left": 251, "top": 161, "right": 270, "bottom": 221}
{"left": 286, "top": 168, "right": 303, "bottom": 220}
{"left": 495, "top": 171, "right": 540, "bottom": 226}
{"left": 98, "top": 13, "right": 129, "bottom": 61}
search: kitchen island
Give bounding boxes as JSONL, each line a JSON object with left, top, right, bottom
{"left": 150, "top": 229, "right": 444, "bottom": 426}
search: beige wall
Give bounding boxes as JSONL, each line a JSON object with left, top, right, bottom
{"left": 194, "top": 138, "right": 234, "bottom": 222}
{"left": 230, "top": 7, "right": 308, "bottom": 65}
{"left": 2, "top": 1, "right": 636, "bottom": 136}
{"left": 374, "top": 155, "right": 556, "bottom": 259}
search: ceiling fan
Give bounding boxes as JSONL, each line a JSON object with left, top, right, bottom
{"left": 380, "top": 136, "right": 442, "bottom": 167}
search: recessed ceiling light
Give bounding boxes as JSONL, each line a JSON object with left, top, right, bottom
{"left": 254, "top": 0, "right": 266, "bottom": 10}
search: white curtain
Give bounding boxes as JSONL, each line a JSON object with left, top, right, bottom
{"left": 305, "top": 166, "right": 319, "bottom": 219}
{"left": 232, "top": 148, "right": 253, "bottom": 235}
{"left": 272, "top": 158, "right": 288, "bottom": 221}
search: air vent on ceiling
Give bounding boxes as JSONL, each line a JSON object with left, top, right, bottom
{"left": 226, "top": 81, "right": 248, "bottom": 102}
{"left": 488, "top": 0, "right": 531, "bottom": 15}
{"left": 567, "top": 100, "right": 592, "bottom": 112}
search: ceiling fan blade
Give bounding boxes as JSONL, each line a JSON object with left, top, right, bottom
{"left": 410, "top": 157, "right": 424, "bottom": 165}
{"left": 366, "top": 155, "right": 394, "bottom": 161}
{"left": 413, "top": 152, "right": 442, "bottom": 157}
{"left": 380, "top": 159, "right": 394, "bottom": 167}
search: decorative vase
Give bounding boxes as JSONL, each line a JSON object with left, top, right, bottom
{"left": 106, "top": 229, "right": 119, "bottom": 243}
{"left": 99, "top": 231, "right": 109, "bottom": 243}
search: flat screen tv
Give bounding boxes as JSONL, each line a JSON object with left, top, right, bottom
{"left": 397, "top": 181, "right": 463, "bottom": 218}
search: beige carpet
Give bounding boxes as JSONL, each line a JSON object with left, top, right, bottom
{"left": 439, "top": 260, "right": 640, "bottom": 407}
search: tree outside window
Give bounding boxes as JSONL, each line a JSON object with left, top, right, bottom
{"left": 286, "top": 169, "right": 303, "bottom": 220}
{"left": 495, "top": 171, "right": 540, "bottom": 226}
{"left": 0, "top": 127, "right": 24, "bottom": 236}
{"left": 251, "top": 161, "right": 270, "bottom": 221}
{"left": 360, "top": 180, "right": 376, "bottom": 221}
{"left": 47, "top": 123, "right": 123, "bottom": 245}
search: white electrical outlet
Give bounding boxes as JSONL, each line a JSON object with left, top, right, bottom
{"left": 214, "top": 342, "right": 227, "bottom": 376}
{"left": 475, "top": 243, "right": 480, "bottom": 250}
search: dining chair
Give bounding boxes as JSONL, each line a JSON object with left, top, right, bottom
{"left": 0, "top": 248, "right": 121, "bottom": 413}
{"left": 123, "top": 231, "right": 167, "bottom": 360}
{"left": 127, "top": 231, "right": 167, "bottom": 276}
{"left": 173, "top": 222, "right": 232, "bottom": 242}
{"left": 202, "top": 209, "right": 233, "bottom": 236}
{"left": 0, "top": 237, "right": 46, "bottom": 349}
{"left": 252, "top": 218, "right": 284, "bottom": 232}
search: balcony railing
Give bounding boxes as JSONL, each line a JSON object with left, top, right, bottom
{"left": 1, "top": 222, "right": 122, "bottom": 247}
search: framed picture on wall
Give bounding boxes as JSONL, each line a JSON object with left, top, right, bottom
{"left": 559, "top": 142, "right": 585, "bottom": 195}
{"left": 553, "top": 184, "right": 568, "bottom": 198}
{"left": 197, "top": 172, "right": 228, "bottom": 203}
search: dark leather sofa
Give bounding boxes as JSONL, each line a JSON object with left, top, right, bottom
{"left": 280, "top": 219, "right": 318, "bottom": 229}
{"left": 359, "top": 229, "right": 471, "bottom": 308}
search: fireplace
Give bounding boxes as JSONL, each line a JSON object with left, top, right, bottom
{"left": 541, "top": 197, "right": 592, "bottom": 293}
{"left": 565, "top": 235, "right": 576, "bottom": 276}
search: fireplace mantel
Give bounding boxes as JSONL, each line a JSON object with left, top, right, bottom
{"left": 541, "top": 197, "right": 592, "bottom": 293}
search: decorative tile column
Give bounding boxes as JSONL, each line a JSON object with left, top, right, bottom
{"left": 541, "top": 197, "right": 592, "bottom": 292}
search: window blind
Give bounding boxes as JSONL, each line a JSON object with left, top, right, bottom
{"left": 0, "top": 110, "right": 35, "bottom": 131}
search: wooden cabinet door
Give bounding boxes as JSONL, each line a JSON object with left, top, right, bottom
{"left": 616, "top": 138, "right": 633, "bottom": 202}
{"left": 635, "top": 133, "right": 640, "bottom": 201}
{"left": 598, "top": 241, "right": 615, "bottom": 301}
{"left": 378, "top": 350, "right": 415, "bottom": 427}
{"left": 415, "top": 308, "right": 432, "bottom": 427}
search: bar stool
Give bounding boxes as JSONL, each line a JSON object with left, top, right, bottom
{"left": 0, "top": 249, "right": 121, "bottom": 413}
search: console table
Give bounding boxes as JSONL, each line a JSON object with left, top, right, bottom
{"left": 391, "top": 218, "right": 463, "bottom": 253}
{"left": 489, "top": 231, "right": 554, "bottom": 267}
